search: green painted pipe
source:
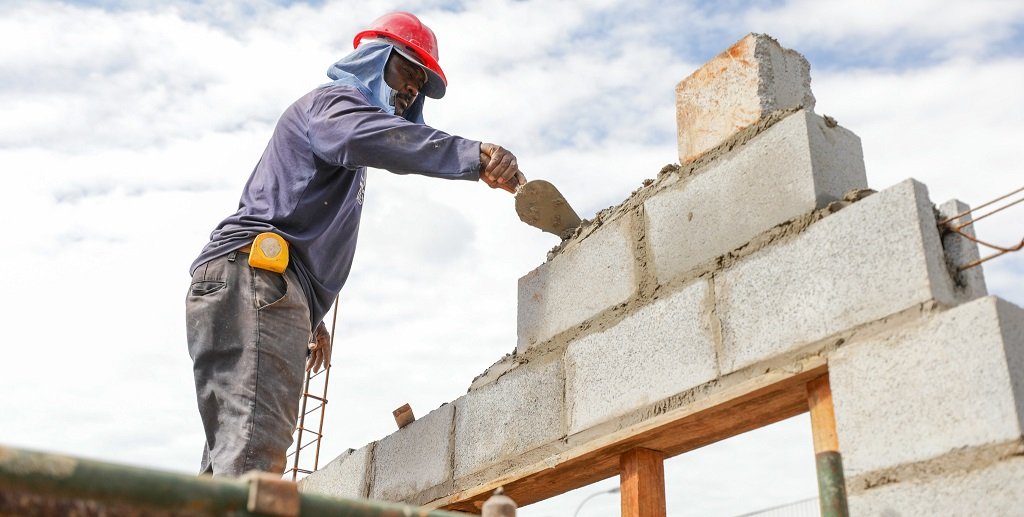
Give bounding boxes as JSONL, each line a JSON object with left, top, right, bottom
{"left": 815, "top": 451, "right": 850, "bottom": 517}
{"left": 0, "top": 445, "right": 468, "bottom": 516}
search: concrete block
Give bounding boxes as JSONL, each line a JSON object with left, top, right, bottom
{"left": 936, "top": 198, "right": 988, "bottom": 303}
{"left": 715, "top": 179, "right": 958, "bottom": 373}
{"left": 848, "top": 456, "right": 1024, "bottom": 515}
{"left": 518, "top": 215, "right": 636, "bottom": 353}
{"left": 454, "top": 360, "right": 563, "bottom": 478}
{"left": 369, "top": 403, "right": 454, "bottom": 502}
{"left": 565, "top": 279, "right": 718, "bottom": 434}
{"left": 676, "top": 33, "right": 815, "bottom": 163}
{"left": 646, "top": 110, "right": 866, "bottom": 284}
{"left": 831, "top": 296, "right": 1024, "bottom": 474}
{"left": 298, "top": 444, "right": 372, "bottom": 499}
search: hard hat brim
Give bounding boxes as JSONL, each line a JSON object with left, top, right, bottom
{"left": 390, "top": 45, "right": 446, "bottom": 99}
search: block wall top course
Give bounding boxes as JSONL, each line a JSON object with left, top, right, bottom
{"left": 676, "top": 33, "right": 815, "bottom": 164}
{"left": 453, "top": 359, "right": 564, "bottom": 480}
{"left": 298, "top": 444, "right": 372, "bottom": 499}
{"left": 516, "top": 108, "right": 869, "bottom": 365}
{"left": 830, "top": 296, "right": 1024, "bottom": 475}
{"left": 645, "top": 109, "right": 866, "bottom": 285}
{"left": 516, "top": 214, "right": 636, "bottom": 353}
{"left": 368, "top": 403, "right": 454, "bottom": 503}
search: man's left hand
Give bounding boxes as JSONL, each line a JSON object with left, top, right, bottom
{"left": 307, "top": 322, "right": 332, "bottom": 373}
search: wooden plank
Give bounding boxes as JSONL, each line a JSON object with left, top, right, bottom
{"left": 806, "top": 374, "right": 839, "bottom": 453}
{"left": 620, "top": 448, "right": 666, "bottom": 517}
{"left": 437, "top": 361, "right": 826, "bottom": 512}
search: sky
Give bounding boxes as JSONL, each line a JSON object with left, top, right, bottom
{"left": 1, "top": 0, "right": 1022, "bottom": 515}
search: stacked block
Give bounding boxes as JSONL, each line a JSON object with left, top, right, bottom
{"left": 646, "top": 109, "right": 866, "bottom": 284}
{"left": 832, "top": 296, "right": 1024, "bottom": 511}
{"left": 676, "top": 33, "right": 815, "bottom": 163}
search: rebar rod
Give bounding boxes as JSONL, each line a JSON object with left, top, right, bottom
{"left": 938, "top": 185, "right": 1023, "bottom": 225}
{"left": 952, "top": 195, "right": 1023, "bottom": 229}
{"left": 314, "top": 295, "right": 340, "bottom": 471}
{"left": 290, "top": 369, "right": 314, "bottom": 481}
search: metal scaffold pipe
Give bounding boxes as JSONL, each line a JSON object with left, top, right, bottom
{"left": 0, "top": 445, "right": 467, "bottom": 517}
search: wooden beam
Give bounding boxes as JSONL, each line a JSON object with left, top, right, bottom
{"left": 620, "top": 448, "right": 666, "bottom": 517}
{"left": 436, "top": 360, "right": 826, "bottom": 512}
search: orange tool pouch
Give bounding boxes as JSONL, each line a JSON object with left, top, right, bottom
{"left": 248, "top": 232, "right": 290, "bottom": 273}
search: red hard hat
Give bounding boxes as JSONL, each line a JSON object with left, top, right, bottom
{"left": 354, "top": 12, "right": 447, "bottom": 99}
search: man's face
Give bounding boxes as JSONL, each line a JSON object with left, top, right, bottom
{"left": 384, "top": 51, "right": 428, "bottom": 117}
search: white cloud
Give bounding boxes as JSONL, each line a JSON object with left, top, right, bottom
{"left": 0, "top": 1, "right": 1021, "bottom": 515}
{"left": 741, "top": 0, "right": 1024, "bottom": 60}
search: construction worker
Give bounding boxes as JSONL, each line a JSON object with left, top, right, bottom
{"left": 185, "top": 12, "right": 525, "bottom": 476}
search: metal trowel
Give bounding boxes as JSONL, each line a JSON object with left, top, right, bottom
{"left": 515, "top": 180, "right": 581, "bottom": 239}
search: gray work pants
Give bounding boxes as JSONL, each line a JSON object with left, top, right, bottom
{"left": 185, "top": 251, "right": 311, "bottom": 476}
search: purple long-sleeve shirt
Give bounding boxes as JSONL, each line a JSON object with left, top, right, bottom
{"left": 191, "top": 84, "right": 482, "bottom": 328}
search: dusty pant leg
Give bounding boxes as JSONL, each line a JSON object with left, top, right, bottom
{"left": 186, "top": 252, "right": 311, "bottom": 476}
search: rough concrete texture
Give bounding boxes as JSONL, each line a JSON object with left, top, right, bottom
{"left": 564, "top": 279, "right": 717, "bottom": 434}
{"left": 298, "top": 444, "right": 372, "bottom": 499}
{"left": 848, "top": 456, "right": 1024, "bottom": 516}
{"left": 830, "top": 296, "right": 1024, "bottom": 475}
{"left": 999, "top": 295, "right": 1024, "bottom": 431}
{"left": 937, "top": 198, "right": 988, "bottom": 303}
{"left": 454, "top": 360, "right": 563, "bottom": 479}
{"left": 369, "top": 403, "right": 454, "bottom": 502}
{"left": 645, "top": 109, "right": 866, "bottom": 284}
{"left": 517, "top": 214, "right": 636, "bottom": 353}
{"left": 714, "top": 179, "right": 956, "bottom": 374}
{"left": 676, "top": 33, "right": 815, "bottom": 163}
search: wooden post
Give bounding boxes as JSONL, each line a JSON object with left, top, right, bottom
{"left": 806, "top": 374, "right": 849, "bottom": 517}
{"left": 619, "top": 448, "right": 666, "bottom": 517}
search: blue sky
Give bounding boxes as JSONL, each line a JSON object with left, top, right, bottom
{"left": 1, "top": 1, "right": 1022, "bottom": 515}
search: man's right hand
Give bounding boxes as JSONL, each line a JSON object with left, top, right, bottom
{"left": 480, "top": 143, "right": 527, "bottom": 194}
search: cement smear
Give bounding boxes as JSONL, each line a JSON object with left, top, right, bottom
{"left": 545, "top": 107, "right": 805, "bottom": 261}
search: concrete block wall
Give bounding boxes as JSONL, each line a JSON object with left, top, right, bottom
{"left": 832, "top": 296, "right": 1024, "bottom": 511}
{"left": 301, "top": 32, "right": 1020, "bottom": 513}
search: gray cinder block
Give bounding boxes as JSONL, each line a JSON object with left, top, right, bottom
{"left": 564, "top": 279, "right": 718, "bottom": 434}
{"left": 831, "top": 296, "right": 1024, "bottom": 475}
{"left": 714, "top": 179, "right": 958, "bottom": 373}
{"left": 646, "top": 109, "right": 866, "bottom": 284}
{"left": 369, "top": 403, "right": 454, "bottom": 502}
{"left": 517, "top": 215, "right": 636, "bottom": 353}
{"left": 848, "top": 456, "right": 1024, "bottom": 515}
{"left": 936, "top": 198, "right": 988, "bottom": 303}
{"left": 453, "top": 360, "right": 563, "bottom": 479}
{"left": 676, "top": 33, "right": 815, "bottom": 163}
{"left": 298, "top": 444, "right": 372, "bottom": 499}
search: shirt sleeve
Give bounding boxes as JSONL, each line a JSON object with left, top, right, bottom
{"left": 307, "top": 85, "right": 481, "bottom": 180}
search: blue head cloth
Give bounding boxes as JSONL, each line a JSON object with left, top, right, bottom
{"left": 325, "top": 40, "right": 426, "bottom": 124}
